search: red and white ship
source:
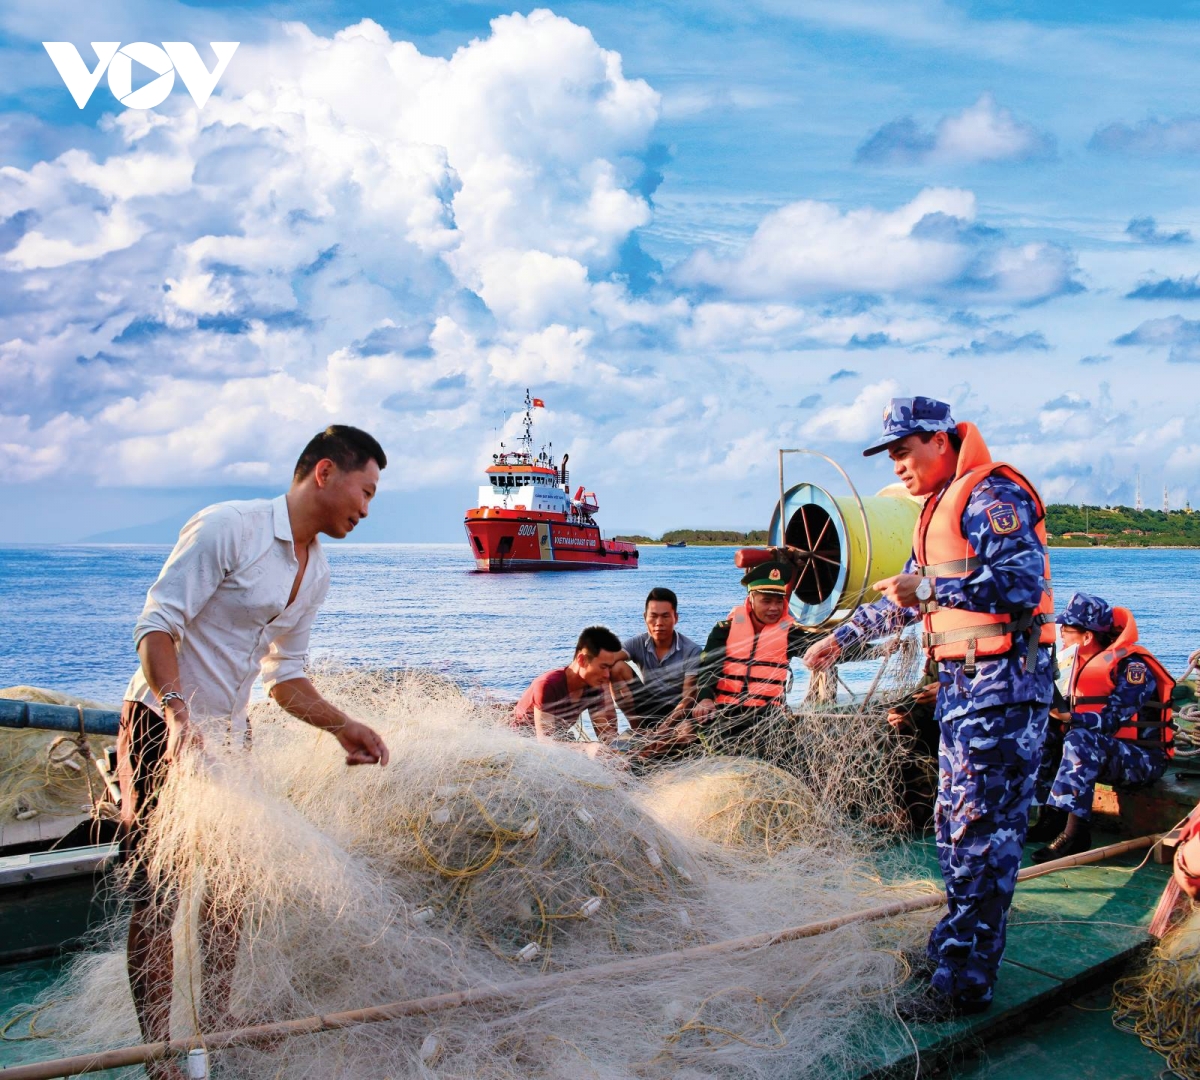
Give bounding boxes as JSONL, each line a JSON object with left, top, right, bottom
{"left": 464, "top": 392, "right": 639, "bottom": 571}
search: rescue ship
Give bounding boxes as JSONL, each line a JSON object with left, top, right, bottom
{"left": 464, "top": 392, "right": 639, "bottom": 571}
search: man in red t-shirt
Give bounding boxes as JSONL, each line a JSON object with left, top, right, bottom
{"left": 512, "top": 626, "right": 622, "bottom": 749}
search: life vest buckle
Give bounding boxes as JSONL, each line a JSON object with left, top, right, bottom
{"left": 963, "top": 639, "right": 977, "bottom": 678}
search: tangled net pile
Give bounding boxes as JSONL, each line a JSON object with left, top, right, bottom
{"left": 646, "top": 759, "right": 825, "bottom": 857}
{"left": 764, "top": 628, "right": 931, "bottom": 844}
{"left": 17, "top": 666, "right": 938, "bottom": 1079}
{"left": 0, "top": 687, "right": 113, "bottom": 822}
{"left": 1114, "top": 905, "right": 1200, "bottom": 1079}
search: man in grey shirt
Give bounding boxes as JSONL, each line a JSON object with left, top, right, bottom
{"left": 614, "top": 587, "right": 701, "bottom": 761}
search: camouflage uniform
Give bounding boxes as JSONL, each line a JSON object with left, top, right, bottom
{"left": 834, "top": 473, "right": 1053, "bottom": 1007}
{"left": 1036, "top": 594, "right": 1167, "bottom": 819}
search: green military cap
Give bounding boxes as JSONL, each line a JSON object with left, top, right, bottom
{"left": 740, "top": 559, "right": 793, "bottom": 592}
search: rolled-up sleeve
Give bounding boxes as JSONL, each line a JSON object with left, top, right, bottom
{"left": 260, "top": 574, "right": 330, "bottom": 692}
{"left": 133, "top": 505, "right": 241, "bottom": 648}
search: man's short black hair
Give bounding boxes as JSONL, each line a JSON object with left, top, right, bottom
{"left": 294, "top": 425, "right": 387, "bottom": 481}
{"left": 916, "top": 429, "right": 963, "bottom": 453}
{"left": 645, "top": 587, "right": 678, "bottom": 613}
{"left": 575, "top": 625, "right": 622, "bottom": 657}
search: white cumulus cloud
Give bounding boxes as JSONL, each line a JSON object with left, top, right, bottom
{"left": 801, "top": 380, "right": 900, "bottom": 444}
{"left": 675, "top": 188, "right": 1078, "bottom": 304}
{"left": 0, "top": 10, "right": 664, "bottom": 487}
{"left": 856, "top": 94, "right": 1055, "bottom": 166}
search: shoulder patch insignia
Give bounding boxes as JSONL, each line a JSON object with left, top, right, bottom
{"left": 1126, "top": 661, "right": 1147, "bottom": 685}
{"left": 986, "top": 502, "right": 1020, "bottom": 535}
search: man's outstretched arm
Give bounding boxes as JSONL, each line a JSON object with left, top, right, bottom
{"left": 270, "top": 677, "right": 389, "bottom": 765}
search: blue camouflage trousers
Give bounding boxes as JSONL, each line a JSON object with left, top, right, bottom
{"left": 928, "top": 699, "right": 1048, "bottom": 1005}
{"left": 1036, "top": 725, "right": 1168, "bottom": 820}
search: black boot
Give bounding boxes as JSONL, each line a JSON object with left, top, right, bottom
{"left": 1032, "top": 814, "right": 1092, "bottom": 864}
{"left": 1026, "top": 805, "right": 1068, "bottom": 843}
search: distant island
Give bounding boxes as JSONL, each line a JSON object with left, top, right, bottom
{"left": 616, "top": 505, "right": 1200, "bottom": 549}
{"left": 614, "top": 529, "right": 772, "bottom": 547}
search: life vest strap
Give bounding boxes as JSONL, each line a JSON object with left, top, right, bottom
{"left": 923, "top": 611, "right": 1049, "bottom": 676}
{"left": 923, "top": 621, "right": 1011, "bottom": 648}
{"left": 916, "top": 556, "right": 981, "bottom": 577}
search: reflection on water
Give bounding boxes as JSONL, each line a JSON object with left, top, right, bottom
{"left": 1, "top": 543, "right": 1198, "bottom": 704}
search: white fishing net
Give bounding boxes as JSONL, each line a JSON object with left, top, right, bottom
{"left": 17, "top": 668, "right": 939, "bottom": 1079}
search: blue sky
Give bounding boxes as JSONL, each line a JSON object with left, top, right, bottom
{"left": 2, "top": 0, "right": 1200, "bottom": 541}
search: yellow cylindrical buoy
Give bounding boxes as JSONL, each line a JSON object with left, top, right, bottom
{"left": 768, "top": 482, "right": 919, "bottom": 627}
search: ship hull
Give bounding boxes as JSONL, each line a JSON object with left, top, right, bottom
{"left": 464, "top": 510, "right": 638, "bottom": 571}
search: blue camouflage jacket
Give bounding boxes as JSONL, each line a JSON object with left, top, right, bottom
{"left": 833, "top": 473, "right": 1055, "bottom": 721}
{"left": 1068, "top": 655, "right": 1157, "bottom": 738}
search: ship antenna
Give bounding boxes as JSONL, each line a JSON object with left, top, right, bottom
{"left": 521, "top": 388, "right": 534, "bottom": 458}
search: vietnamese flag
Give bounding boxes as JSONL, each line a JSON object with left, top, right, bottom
{"left": 531, "top": 397, "right": 545, "bottom": 408}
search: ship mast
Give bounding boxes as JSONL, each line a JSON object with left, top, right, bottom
{"left": 520, "top": 388, "right": 534, "bottom": 459}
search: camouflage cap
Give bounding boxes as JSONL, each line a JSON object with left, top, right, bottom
{"left": 863, "top": 396, "right": 957, "bottom": 457}
{"left": 740, "top": 559, "right": 794, "bottom": 592}
{"left": 1056, "top": 591, "right": 1114, "bottom": 633}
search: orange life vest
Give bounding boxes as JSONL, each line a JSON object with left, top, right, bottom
{"left": 714, "top": 600, "right": 793, "bottom": 708}
{"left": 1067, "top": 606, "right": 1175, "bottom": 756}
{"left": 913, "top": 422, "right": 1055, "bottom": 673}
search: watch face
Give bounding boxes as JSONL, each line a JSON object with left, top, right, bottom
{"left": 917, "top": 579, "right": 932, "bottom": 601}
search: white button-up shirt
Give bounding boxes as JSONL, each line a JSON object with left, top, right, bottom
{"left": 124, "top": 495, "right": 330, "bottom": 735}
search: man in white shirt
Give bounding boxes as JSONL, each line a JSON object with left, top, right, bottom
{"left": 118, "top": 425, "right": 390, "bottom": 1078}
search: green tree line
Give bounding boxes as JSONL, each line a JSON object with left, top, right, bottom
{"left": 1044, "top": 505, "right": 1200, "bottom": 546}
{"left": 617, "top": 507, "right": 1200, "bottom": 548}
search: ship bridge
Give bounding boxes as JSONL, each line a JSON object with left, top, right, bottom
{"left": 478, "top": 463, "right": 570, "bottom": 515}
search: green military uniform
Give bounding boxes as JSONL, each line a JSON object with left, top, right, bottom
{"left": 695, "top": 558, "right": 819, "bottom": 758}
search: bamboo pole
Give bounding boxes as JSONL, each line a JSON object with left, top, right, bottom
{"left": 0, "top": 833, "right": 1159, "bottom": 1080}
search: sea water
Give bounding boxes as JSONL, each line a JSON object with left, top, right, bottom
{"left": 2, "top": 543, "right": 1198, "bottom": 705}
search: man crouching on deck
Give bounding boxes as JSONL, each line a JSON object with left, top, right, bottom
{"left": 511, "top": 626, "right": 622, "bottom": 756}
{"left": 119, "top": 426, "right": 390, "bottom": 1080}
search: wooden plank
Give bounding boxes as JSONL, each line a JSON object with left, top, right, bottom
{"left": 0, "top": 813, "right": 90, "bottom": 850}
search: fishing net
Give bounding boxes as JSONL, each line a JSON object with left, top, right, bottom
{"left": 710, "top": 627, "right": 934, "bottom": 843}
{"left": 1114, "top": 904, "right": 1200, "bottom": 1079}
{"left": 0, "top": 687, "right": 114, "bottom": 823}
{"left": 16, "top": 668, "right": 940, "bottom": 1080}
{"left": 645, "top": 758, "right": 825, "bottom": 857}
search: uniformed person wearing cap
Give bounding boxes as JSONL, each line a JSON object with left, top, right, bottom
{"left": 803, "top": 396, "right": 1055, "bottom": 1022}
{"left": 1030, "top": 591, "right": 1175, "bottom": 863}
{"left": 693, "top": 556, "right": 818, "bottom": 758}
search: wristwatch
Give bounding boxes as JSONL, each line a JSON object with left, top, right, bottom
{"left": 915, "top": 578, "right": 934, "bottom": 603}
